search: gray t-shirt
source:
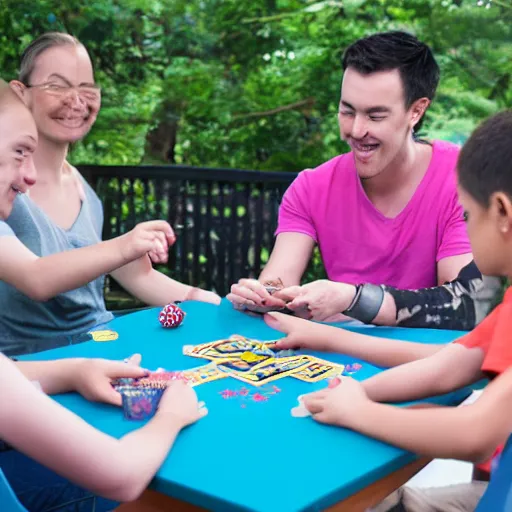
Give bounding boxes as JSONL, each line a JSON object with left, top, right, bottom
{"left": 0, "top": 175, "right": 114, "bottom": 355}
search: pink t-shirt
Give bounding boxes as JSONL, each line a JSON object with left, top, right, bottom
{"left": 276, "top": 140, "right": 471, "bottom": 289}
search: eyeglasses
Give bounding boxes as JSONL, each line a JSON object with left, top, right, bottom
{"left": 25, "top": 82, "right": 101, "bottom": 101}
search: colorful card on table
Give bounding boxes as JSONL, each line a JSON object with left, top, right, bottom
{"left": 179, "top": 362, "right": 228, "bottom": 387}
{"left": 291, "top": 357, "right": 345, "bottom": 383}
{"left": 218, "top": 355, "right": 312, "bottom": 386}
{"left": 183, "top": 335, "right": 279, "bottom": 362}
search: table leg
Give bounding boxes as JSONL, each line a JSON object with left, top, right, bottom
{"left": 326, "top": 457, "right": 431, "bottom": 512}
{"left": 116, "top": 457, "right": 430, "bottom": 512}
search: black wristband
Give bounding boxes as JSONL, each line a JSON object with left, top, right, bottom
{"left": 343, "top": 283, "right": 385, "bottom": 324}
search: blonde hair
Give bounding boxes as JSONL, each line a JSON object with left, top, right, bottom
{"left": 19, "top": 32, "right": 81, "bottom": 85}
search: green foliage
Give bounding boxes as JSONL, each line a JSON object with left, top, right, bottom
{"left": 1, "top": 0, "right": 509, "bottom": 171}
{"left": 1, "top": 0, "right": 511, "bottom": 294}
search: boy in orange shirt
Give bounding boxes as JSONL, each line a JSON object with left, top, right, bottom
{"left": 299, "top": 110, "right": 512, "bottom": 511}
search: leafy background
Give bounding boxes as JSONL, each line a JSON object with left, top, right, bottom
{"left": 0, "top": 0, "right": 510, "bottom": 304}
{"left": 1, "top": 0, "right": 509, "bottom": 170}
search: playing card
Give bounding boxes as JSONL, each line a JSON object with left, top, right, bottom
{"left": 180, "top": 362, "right": 228, "bottom": 387}
{"left": 118, "top": 386, "right": 164, "bottom": 420}
{"left": 219, "top": 355, "right": 312, "bottom": 386}
{"left": 291, "top": 356, "right": 345, "bottom": 383}
{"left": 183, "top": 335, "right": 278, "bottom": 362}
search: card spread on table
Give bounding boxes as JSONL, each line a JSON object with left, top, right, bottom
{"left": 218, "top": 355, "right": 312, "bottom": 386}
{"left": 291, "top": 357, "right": 345, "bottom": 383}
{"left": 180, "top": 362, "right": 228, "bottom": 387}
{"left": 183, "top": 335, "right": 279, "bottom": 362}
{"left": 179, "top": 335, "right": 356, "bottom": 388}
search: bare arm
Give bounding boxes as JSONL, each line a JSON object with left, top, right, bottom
{"left": 0, "top": 355, "right": 200, "bottom": 502}
{"left": 0, "top": 220, "right": 174, "bottom": 302}
{"left": 343, "top": 367, "right": 512, "bottom": 462}
{"left": 15, "top": 359, "right": 81, "bottom": 395}
{"left": 111, "top": 256, "right": 220, "bottom": 306}
{"left": 258, "top": 232, "right": 315, "bottom": 286}
{"left": 362, "top": 343, "right": 485, "bottom": 403}
{"left": 268, "top": 311, "right": 443, "bottom": 367}
{"left": 0, "top": 237, "right": 129, "bottom": 302}
{"left": 276, "top": 258, "right": 491, "bottom": 330}
{"left": 437, "top": 253, "right": 474, "bottom": 285}
{"left": 322, "top": 324, "right": 443, "bottom": 366}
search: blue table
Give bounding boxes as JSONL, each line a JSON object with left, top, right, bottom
{"left": 22, "top": 300, "right": 471, "bottom": 512}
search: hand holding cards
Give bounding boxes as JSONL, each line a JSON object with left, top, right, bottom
{"left": 227, "top": 277, "right": 290, "bottom": 314}
{"left": 112, "top": 369, "right": 209, "bottom": 421}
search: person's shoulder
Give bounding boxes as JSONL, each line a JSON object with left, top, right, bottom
{"left": 68, "top": 164, "right": 101, "bottom": 205}
{"left": 431, "top": 140, "right": 461, "bottom": 166}
{"left": 4, "top": 194, "right": 37, "bottom": 228}
{"left": 426, "top": 141, "right": 461, "bottom": 197}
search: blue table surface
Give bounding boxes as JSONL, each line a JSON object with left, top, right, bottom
{"left": 20, "top": 300, "right": 472, "bottom": 512}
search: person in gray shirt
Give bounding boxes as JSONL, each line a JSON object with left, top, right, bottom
{"left": 0, "top": 33, "right": 220, "bottom": 355}
{"left": 0, "top": 80, "right": 203, "bottom": 355}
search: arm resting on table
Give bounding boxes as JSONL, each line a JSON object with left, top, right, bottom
{"left": 362, "top": 343, "right": 484, "bottom": 403}
{"left": 348, "top": 366, "right": 512, "bottom": 462}
{"left": 0, "top": 355, "right": 182, "bottom": 502}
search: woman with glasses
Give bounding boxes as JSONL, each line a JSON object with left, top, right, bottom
{"left": 0, "top": 32, "right": 220, "bottom": 356}
{"left": 0, "top": 82, "right": 207, "bottom": 512}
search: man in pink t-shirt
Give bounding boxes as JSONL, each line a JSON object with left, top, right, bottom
{"left": 228, "top": 31, "right": 486, "bottom": 329}
{"left": 276, "top": 139, "right": 468, "bottom": 290}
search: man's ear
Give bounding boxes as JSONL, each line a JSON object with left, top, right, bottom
{"left": 410, "top": 97, "right": 430, "bottom": 129}
{"left": 490, "top": 192, "right": 512, "bottom": 234}
{"left": 9, "top": 80, "right": 27, "bottom": 104}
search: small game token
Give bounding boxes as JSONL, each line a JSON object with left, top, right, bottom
{"left": 119, "top": 386, "right": 164, "bottom": 420}
{"left": 90, "top": 329, "right": 119, "bottom": 342}
{"left": 159, "top": 303, "right": 185, "bottom": 328}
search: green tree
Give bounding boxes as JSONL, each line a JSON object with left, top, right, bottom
{"left": 0, "top": 0, "right": 509, "bottom": 169}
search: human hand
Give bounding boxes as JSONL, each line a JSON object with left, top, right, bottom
{"left": 74, "top": 354, "right": 148, "bottom": 406}
{"left": 156, "top": 381, "right": 208, "bottom": 428}
{"left": 184, "top": 287, "right": 222, "bottom": 305}
{"left": 227, "top": 278, "right": 287, "bottom": 314}
{"left": 302, "top": 376, "right": 370, "bottom": 427}
{"left": 264, "top": 311, "right": 333, "bottom": 352}
{"left": 119, "top": 220, "right": 176, "bottom": 265}
{"left": 277, "top": 280, "right": 356, "bottom": 321}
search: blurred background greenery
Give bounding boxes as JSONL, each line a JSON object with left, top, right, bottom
{"left": 1, "top": 0, "right": 510, "bottom": 305}
{"left": 1, "top": 0, "right": 510, "bottom": 172}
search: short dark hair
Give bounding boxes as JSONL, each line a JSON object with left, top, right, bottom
{"left": 458, "top": 110, "right": 512, "bottom": 207}
{"left": 342, "top": 31, "right": 440, "bottom": 133}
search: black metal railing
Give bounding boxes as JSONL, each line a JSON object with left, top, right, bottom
{"left": 80, "top": 165, "right": 297, "bottom": 301}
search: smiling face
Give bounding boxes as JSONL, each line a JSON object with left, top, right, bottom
{"left": 21, "top": 44, "right": 100, "bottom": 144}
{"left": 0, "top": 97, "right": 38, "bottom": 219}
{"left": 338, "top": 68, "right": 427, "bottom": 180}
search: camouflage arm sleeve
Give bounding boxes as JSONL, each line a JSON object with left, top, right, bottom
{"left": 383, "top": 261, "right": 503, "bottom": 330}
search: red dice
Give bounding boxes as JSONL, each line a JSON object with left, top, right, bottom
{"left": 158, "top": 303, "right": 185, "bottom": 328}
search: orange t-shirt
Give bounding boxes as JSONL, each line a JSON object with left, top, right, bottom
{"left": 456, "top": 287, "right": 512, "bottom": 473}
{"left": 456, "top": 287, "right": 512, "bottom": 377}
